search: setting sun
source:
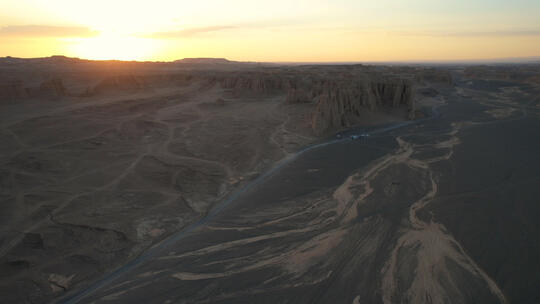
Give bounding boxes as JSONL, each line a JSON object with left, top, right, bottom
{"left": 65, "top": 34, "right": 161, "bottom": 61}
{"left": 1, "top": 0, "right": 539, "bottom": 62}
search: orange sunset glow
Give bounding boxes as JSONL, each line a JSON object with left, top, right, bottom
{"left": 1, "top": 0, "right": 539, "bottom": 62}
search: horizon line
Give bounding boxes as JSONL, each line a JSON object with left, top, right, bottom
{"left": 2, "top": 54, "right": 540, "bottom": 65}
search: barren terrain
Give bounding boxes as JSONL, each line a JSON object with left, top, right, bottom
{"left": 1, "top": 58, "right": 539, "bottom": 303}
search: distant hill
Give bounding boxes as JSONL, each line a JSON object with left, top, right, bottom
{"left": 173, "top": 58, "right": 233, "bottom": 64}
{"left": 0, "top": 56, "right": 236, "bottom": 65}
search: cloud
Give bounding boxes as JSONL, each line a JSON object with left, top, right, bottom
{"left": 0, "top": 25, "right": 98, "bottom": 37}
{"left": 142, "top": 17, "right": 321, "bottom": 39}
{"left": 391, "top": 29, "right": 540, "bottom": 37}
{"left": 446, "top": 30, "right": 540, "bottom": 37}
{"left": 145, "top": 26, "right": 236, "bottom": 38}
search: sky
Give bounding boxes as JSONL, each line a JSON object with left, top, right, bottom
{"left": 0, "top": 0, "right": 539, "bottom": 62}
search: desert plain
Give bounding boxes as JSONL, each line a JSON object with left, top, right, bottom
{"left": 1, "top": 57, "right": 540, "bottom": 303}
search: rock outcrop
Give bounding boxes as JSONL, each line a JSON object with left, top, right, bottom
{"left": 219, "top": 73, "right": 293, "bottom": 95}
{"left": 90, "top": 75, "right": 149, "bottom": 95}
{"left": 415, "top": 69, "right": 453, "bottom": 85}
{"left": 286, "top": 88, "right": 312, "bottom": 103}
{"left": 83, "top": 73, "right": 196, "bottom": 96}
{"left": 0, "top": 78, "right": 67, "bottom": 101}
{"left": 38, "top": 79, "right": 66, "bottom": 97}
{"left": 0, "top": 80, "right": 28, "bottom": 101}
{"left": 215, "top": 69, "right": 416, "bottom": 135}
{"left": 309, "top": 79, "right": 415, "bottom": 135}
{"left": 0, "top": 57, "right": 418, "bottom": 136}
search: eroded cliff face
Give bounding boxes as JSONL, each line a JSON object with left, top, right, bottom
{"left": 0, "top": 57, "right": 417, "bottom": 136}
{"left": 310, "top": 79, "right": 415, "bottom": 134}
{"left": 219, "top": 73, "right": 294, "bottom": 95}
{"left": 0, "top": 80, "right": 28, "bottom": 100}
{"left": 215, "top": 70, "right": 416, "bottom": 135}
{"left": 0, "top": 79, "right": 67, "bottom": 101}
{"left": 37, "top": 79, "right": 66, "bottom": 97}
{"left": 286, "top": 87, "right": 313, "bottom": 103}
{"left": 89, "top": 71, "right": 416, "bottom": 136}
